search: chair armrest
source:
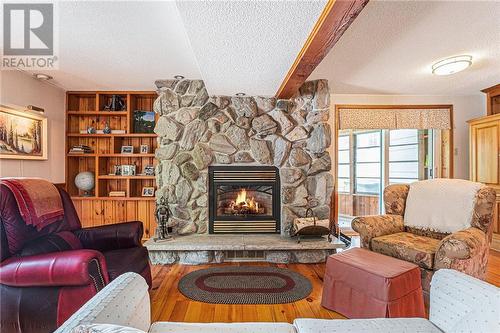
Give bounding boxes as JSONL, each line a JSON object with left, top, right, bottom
{"left": 75, "top": 221, "right": 143, "bottom": 252}
{"left": 53, "top": 273, "right": 151, "bottom": 333}
{"left": 351, "top": 214, "right": 404, "bottom": 248}
{"left": 435, "top": 227, "right": 487, "bottom": 262}
{"left": 429, "top": 269, "right": 500, "bottom": 333}
{"left": 0, "top": 249, "right": 108, "bottom": 287}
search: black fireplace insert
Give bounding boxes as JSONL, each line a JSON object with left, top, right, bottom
{"left": 208, "top": 165, "right": 280, "bottom": 234}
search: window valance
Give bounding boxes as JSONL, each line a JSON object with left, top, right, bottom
{"left": 338, "top": 108, "right": 451, "bottom": 130}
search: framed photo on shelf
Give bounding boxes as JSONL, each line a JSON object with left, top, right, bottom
{"left": 133, "top": 110, "right": 155, "bottom": 133}
{"left": 0, "top": 105, "right": 48, "bottom": 160}
{"left": 139, "top": 144, "right": 149, "bottom": 154}
{"left": 121, "top": 165, "right": 136, "bottom": 176}
{"left": 120, "top": 145, "right": 134, "bottom": 154}
{"left": 143, "top": 165, "right": 155, "bottom": 176}
{"left": 142, "top": 186, "right": 155, "bottom": 197}
{"left": 113, "top": 165, "right": 122, "bottom": 175}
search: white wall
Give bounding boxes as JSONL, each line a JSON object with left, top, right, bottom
{"left": 0, "top": 71, "right": 66, "bottom": 183}
{"left": 330, "top": 94, "right": 486, "bottom": 180}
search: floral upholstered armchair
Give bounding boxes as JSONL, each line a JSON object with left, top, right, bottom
{"left": 352, "top": 179, "right": 496, "bottom": 297}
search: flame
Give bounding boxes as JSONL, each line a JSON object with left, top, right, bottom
{"left": 236, "top": 188, "right": 247, "bottom": 205}
{"left": 232, "top": 188, "right": 260, "bottom": 213}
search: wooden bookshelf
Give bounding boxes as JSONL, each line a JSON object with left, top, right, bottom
{"left": 65, "top": 91, "right": 158, "bottom": 240}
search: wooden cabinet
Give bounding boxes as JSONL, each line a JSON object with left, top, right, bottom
{"left": 469, "top": 113, "right": 500, "bottom": 250}
{"left": 482, "top": 84, "right": 500, "bottom": 116}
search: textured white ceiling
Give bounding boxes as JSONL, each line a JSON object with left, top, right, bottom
{"left": 310, "top": 0, "right": 500, "bottom": 95}
{"left": 37, "top": 1, "right": 201, "bottom": 91}
{"left": 19, "top": 0, "right": 326, "bottom": 95}
{"left": 175, "top": 0, "right": 327, "bottom": 96}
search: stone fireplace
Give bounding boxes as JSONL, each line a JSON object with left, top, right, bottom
{"left": 208, "top": 165, "right": 280, "bottom": 234}
{"left": 153, "top": 79, "right": 333, "bottom": 238}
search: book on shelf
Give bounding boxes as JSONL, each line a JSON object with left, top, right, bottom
{"left": 109, "top": 191, "right": 126, "bottom": 197}
{"left": 68, "top": 145, "right": 93, "bottom": 154}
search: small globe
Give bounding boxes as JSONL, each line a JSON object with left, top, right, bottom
{"left": 75, "top": 171, "right": 95, "bottom": 195}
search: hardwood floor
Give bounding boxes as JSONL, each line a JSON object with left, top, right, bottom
{"left": 150, "top": 250, "right": 500, "bottom": 323}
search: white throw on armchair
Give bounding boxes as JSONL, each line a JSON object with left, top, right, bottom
{"left": 56, "top": 269, "right": 499, "bottom": 333}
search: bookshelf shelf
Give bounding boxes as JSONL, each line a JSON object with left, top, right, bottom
{"left": 66, "top": 91, "right": 158, "bottom": 240}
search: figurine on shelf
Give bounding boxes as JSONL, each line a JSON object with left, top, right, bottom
{"left": 86, "top": 126, "right": 96, "bottom": 134}
{"left": 102, "top": 121, "right": 111, "bottom": 134}
{"left": 154, "top": 196, "right": 172, "bottom": 242}
{"left": 104, "top": 95, "right": 126, "bottom": 111}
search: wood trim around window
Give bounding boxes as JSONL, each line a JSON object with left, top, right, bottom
{"left": 332, "top": 104, "right": 454, "bottom": 220}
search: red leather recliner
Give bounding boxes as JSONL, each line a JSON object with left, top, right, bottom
{"left": 0, "top": 182, "right": 152, "bottom": 333}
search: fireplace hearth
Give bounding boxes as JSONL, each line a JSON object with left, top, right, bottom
{"left": 208, "top": 166, "right": 280, "bottom": 234}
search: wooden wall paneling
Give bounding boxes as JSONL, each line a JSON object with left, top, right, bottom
{"left": 149, "top": 201, "right": 156, "bottom": 239}
{"left": 67, "top": 93, "right": 96, "bottom": 112}
{"left": 80, "top": 200, "right": 94, "bottom": 228}
{"left": 137, "top": 201, "right": 150, "bottom": 238}
{"left": 115, "top": 200, "right": 127, "bottom": 223}
{"left": 91, "top": 200, "right": 104, "bottom": 227}
{"left": 126, "top": 200, "right": 138, "bottom": 225}
{"left": 103, "top": 200, "right": 115, "bottom": 225}
{"left": 68, "top": 115, "right": 79, "bottom": 133}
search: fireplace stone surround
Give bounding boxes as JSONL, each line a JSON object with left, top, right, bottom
{"left": 153, "top": 79, "right": 333, "bottom": 236}
{"left": 147, "top": 79, "right": 335, "bottom": 263}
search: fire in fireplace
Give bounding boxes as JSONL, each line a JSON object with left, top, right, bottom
{"left": 218, "top": 186, "right": 271, "bottom": 216}
{"left": 208, "top": 166, "right": 280, "bottom": 234}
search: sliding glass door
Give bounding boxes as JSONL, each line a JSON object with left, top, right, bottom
{"left": 337, "top": 129, "right": 435, "bottom": 228}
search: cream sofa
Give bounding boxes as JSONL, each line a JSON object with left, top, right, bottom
{"left": 56, "top": 269, "right": 499, "bottom": 333}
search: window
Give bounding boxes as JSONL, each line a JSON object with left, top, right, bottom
{"left": 354, "top": 131, "right": 382, "bottom": 194}
{"left": 388, "top": 130, "right": 419, "bottom": 184}
{"left": 337, "top": 134, "right": 350, "bottom": 193}
{"left": 337, "top": 129, "right": 434, "bottom": 196}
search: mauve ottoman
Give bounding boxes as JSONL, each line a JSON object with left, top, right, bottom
{"left": 321, "top": 248, "right": 425, "bottom": 319}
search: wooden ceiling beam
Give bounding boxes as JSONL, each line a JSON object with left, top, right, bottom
{"left": 276, "top": 0, "right": 369, "bottom": 99}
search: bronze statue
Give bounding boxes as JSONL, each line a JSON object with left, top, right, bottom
{"left": 154, "top": 196, "right": 172, "bottom": 242}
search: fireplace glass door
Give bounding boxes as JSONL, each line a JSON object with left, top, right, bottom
{"left": 216, "top": 184, "right": 274, "bottom": 218}
{"left": 208, "top": 166, "right": 280, "bottom": 234}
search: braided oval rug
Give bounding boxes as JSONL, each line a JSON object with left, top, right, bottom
{"left": 178, "top": 266, "right": 312, "bottom": 304}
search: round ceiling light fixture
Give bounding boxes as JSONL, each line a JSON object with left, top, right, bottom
{"left": 432, "top": 55, "right": 472, "bottom": 76}
{"left": 33, "top": 73, "right": 53, "bottom": 80}
{"left": 174, "top": 75, "right": 185, "bottom": 80}
{"left": 235, "top": 92, "right": 246, "bottom": 96}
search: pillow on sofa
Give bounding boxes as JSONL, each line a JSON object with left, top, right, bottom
{"left": 71, "top": 324, "right": 147, "bottom": 333}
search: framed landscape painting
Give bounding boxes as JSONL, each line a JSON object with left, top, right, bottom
{"left": 0, "top": 105, "right": 48, "bottom": 160}
{"left": 133, "top": 110, "right": 155, "bottom": 133}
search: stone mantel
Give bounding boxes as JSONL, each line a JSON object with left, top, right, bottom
{"left": 145, "top": 235, "right": 344, "bottom": 265}
{"left": 153, "top": 79, "right": 333, "bottom": 237}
